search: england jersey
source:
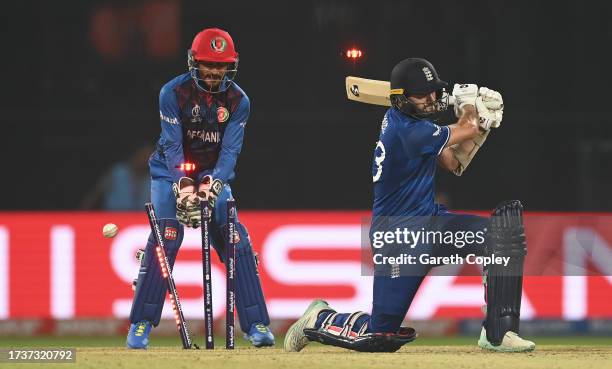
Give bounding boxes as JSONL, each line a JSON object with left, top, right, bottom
{"left": 372, "top": 108, "right": 450, "bottom": 217}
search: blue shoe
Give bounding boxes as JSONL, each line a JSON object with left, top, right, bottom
{"left": 127, "top": 321, "right": 152, "bottom": 349}
{"left": 244, "top": 323, "right": 275, "bottom": 347}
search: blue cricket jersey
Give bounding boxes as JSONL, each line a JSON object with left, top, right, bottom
{"left": 372, "top": 108, "right": 450, "bottom": 217}
{"left": 149, "top": 72, "right": 249, "bottom": 183}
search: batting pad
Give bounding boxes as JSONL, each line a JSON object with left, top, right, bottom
{"left": 129, "top": 219, "right": 184, "bottom": 326}
{"left": 234, "top": 226, "right": 271, "bottom": 332}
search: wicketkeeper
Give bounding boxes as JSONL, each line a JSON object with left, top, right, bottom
{"left": 285, "top": 58, "right": 535, "bottom": 353}
{"left": 127, "top": 28, "right": 274, "bottom": 349}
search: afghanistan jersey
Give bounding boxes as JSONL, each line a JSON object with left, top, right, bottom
{"left": 372, "top": 108, "right": 450, "bottom": 217}
{"left": 150, "top": 72, "right": 249, "bottom": 183}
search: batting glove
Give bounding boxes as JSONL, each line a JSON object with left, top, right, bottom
{"left": 452, "top": 83, "right": 479, "bottom": 118}
{"left": 478, "top": 87, "right": 504, "bottom": 111}
{"left": 475, "top": 96, "right": 504, "bottom": 130}
{"left": 478, "top": 87, "right": 504, "bottom": 128}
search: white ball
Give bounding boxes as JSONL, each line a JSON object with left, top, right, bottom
{"left": 103, "top": 223, "right": 119, "bottom": 238}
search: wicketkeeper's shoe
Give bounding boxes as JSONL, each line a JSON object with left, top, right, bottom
{"left": 244, "top": 323, "right": 275, "bottom": 347}
{"left": 477, "top": 327, "right": 535, "bottom": 352}
{"left": 126, "top": 320, "right": 152, "bottom": 349}
{"left": 284, "top": 299, "right": 331, "bottom": 352}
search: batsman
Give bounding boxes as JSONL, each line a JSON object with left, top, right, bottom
{"left": 285, "top": 58, "right": 535, "bottom": 353}
{"left": 127, "top": 28, "right": 274, "bottom": 349}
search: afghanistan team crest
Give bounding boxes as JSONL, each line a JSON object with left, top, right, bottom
{"left": 217, "top": 106, "right": 230, "bottom": 123}
{"left": 211, "top": 37, "right": 227, "bottom": 53}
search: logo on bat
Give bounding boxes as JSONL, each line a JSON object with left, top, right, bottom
{"left": 350, "top": 84, "right": 360, "bottom": 97}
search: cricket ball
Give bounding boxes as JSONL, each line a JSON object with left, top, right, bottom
{"left": 103, "top": 223, "right": 119, "bottom": 238}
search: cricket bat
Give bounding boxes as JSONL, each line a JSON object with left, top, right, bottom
{"left": 345, "top": 76, "right": 392, "bottom": 107}
{"left": 345, "top": 76, "right": 458, "bottom": 106}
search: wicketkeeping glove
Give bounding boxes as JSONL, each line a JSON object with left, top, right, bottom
{"left": 172, "top": 177, "right": 201, "bottom": 228}
{"left": 452, "top": 83, "right": 478, "bottom": 117}
{"left": 198, "top": 175, "right": 224, "bottom": 210}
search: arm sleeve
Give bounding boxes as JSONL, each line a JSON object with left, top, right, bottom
{"left": 398, "top": 120, "right": 450, "bottom": 158}
{"left": 212, "top": 96, "right": 250, "bottom": 182}
{"left": 158, "top": 85, "right": 185, "bottom": 182}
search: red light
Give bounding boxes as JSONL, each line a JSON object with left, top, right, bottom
{"left": 179, "top": 162, "right": 196, "bottom": 172}
{"left": 346, "top": 48, "right": 363, "bottom": 59}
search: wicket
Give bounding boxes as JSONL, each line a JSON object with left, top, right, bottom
{"left": 145, "top": 203, "right": 197, "bottom": 350}
{"left": 226, "top": 199, "right": 237, "bottom": 349}
{"left": 199, "top": 198, "right": 237, "bottom": 349}
{"left": 200, "top": 199, "right": 214, "bottom": 349}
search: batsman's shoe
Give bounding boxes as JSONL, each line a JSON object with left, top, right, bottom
{"left": 477, "top": 327, "right": 535, "bottom": 352}
{"left": 244, "top": 323, "right": 275, "bottom": 347}
{"left": 126, "top": 321, "right": 152, "bottom": 349}
{"left": 284, "top": 299, "right": 331, "bottom": 352}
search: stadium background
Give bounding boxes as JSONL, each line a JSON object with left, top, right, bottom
{"left": 1, "top": 0, "right": 611, "bottom": 339}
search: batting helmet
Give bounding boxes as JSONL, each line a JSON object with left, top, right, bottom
{"left": 389, "top": 58, "right": 450, "bottom": 119}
